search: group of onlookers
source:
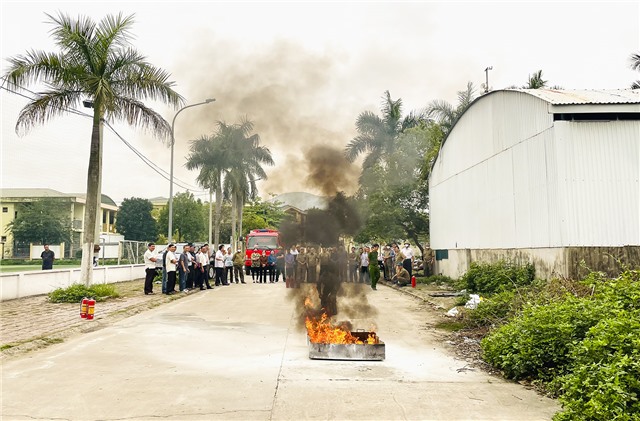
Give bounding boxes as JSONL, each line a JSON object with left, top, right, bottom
{"left": 143, "top": 242, "right": 246, "bottom": 295}
{"left": 142, "top": 241, "right": 419, "bottom": 295}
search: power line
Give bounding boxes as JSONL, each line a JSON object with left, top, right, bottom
{"left": 1, "top": 79, "right": 206, "bottom": 193}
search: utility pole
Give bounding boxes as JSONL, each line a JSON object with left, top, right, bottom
{"left": 484, "top": 66, "right": 493, "bottom": 93}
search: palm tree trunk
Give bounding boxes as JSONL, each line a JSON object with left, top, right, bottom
{"left": 231, "top": 190, "right": 237, "bottom": 250}
{"left": 214, "top": 174, "right": 222, "bottom": 248}
{"left": 238, "top": 195, "right": 244, "bottom": 251}
{"left": 80, "top": 112, "right": 102, "bottom": 286}
{"left": 208, "top": 188, "right": 213, "bottom": 246}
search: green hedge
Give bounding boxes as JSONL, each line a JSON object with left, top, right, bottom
{"left": 48, "top": 283, "right": 120, "bottom": 303}
{"left": 479, "top": 269, "right": 640, "bottom": 420}
{"left": 458, "top": 260, "right": 535, "bottom": 294}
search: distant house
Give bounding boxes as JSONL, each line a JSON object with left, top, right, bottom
{"left": 429, "top": 89, "right": 640, "bottom": 279}
{"left": 0, "top": 188, "right": 118, "bottom": 258}
{"left": 269, "top": 192, "right": 328, "bottom": 224}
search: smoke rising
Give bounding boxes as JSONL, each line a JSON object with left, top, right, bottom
{"left": 156, "top": 37, "right": 362, "bottom": 197}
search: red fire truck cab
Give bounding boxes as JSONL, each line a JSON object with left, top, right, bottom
{"left": 244, "top": 229, "right": 281, "bottom": 275}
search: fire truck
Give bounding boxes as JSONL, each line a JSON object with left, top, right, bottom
{"left": 244, "top": 229, "right": 281, "bottom": 275}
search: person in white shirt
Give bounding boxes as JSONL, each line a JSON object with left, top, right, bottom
{"left": 401, "top": 242, "right": 414, "bottom": 278}
{"left": 143, "top": 242, "right": 158, "bottom": 295}
{"left": 215, "top": 245, "right": 227, "bottom": 286}
{"left": 164, "top": 244, "right": 178, "bottom": 295}
{"left": 359, "top": 246, "right": 370, "bottom": 284}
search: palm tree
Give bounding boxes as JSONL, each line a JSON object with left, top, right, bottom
{"left": 186, "top": 119, "right": 274, "bottom": 249}
{"left": 630, "top": 52, "right": 640, "bottom": 89}
{"left": 222, "top": 119, "right": 274, "bottom": 248}
{"left": 4, "top": 13, "right": 183, "bottom": 286}
{"left": 524, "top": 70, "right": 548, "bottom": 89}
{"left": 345, "top": 91, "right": 426, "bottom": 179}
{"left": 185, "top": 133, "right": 227, "bottom": 247}
{"left": 425, "top": 81, "right": 477, "bottom": 135}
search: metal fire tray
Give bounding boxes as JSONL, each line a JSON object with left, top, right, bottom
{"left": 308, "top": 332, "right": 385, "bottom": 361}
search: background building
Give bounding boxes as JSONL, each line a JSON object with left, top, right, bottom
{"left": 0, "top": 188, "right": 118, "bottom": 258}
{"left": 429, "top": 89, "right": 640, "bottom": 279}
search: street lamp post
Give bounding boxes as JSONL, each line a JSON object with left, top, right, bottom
{"left": 168, "top": 98, "right": 215, "bottom": 242}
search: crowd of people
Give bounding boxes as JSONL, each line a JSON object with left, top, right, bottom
{"left": 143, "top": 242, "right": 246, "bottom": 295}
{"left": 142, "top": 241, "right": 420, "bottom": 295}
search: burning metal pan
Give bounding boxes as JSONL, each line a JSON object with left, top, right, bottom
{"left": 308, "top": 332, "right": 385, "bottom": 361}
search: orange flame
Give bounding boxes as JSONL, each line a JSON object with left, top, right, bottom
{"left": 304, "top": 295, "right": 379, "bottom": 345}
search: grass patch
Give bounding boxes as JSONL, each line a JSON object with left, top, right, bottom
{"left": 435, "top": 320, "right": 466, "bottom": 332}
{"left": 0, "top": 343, "right": 16, "bottom": 351}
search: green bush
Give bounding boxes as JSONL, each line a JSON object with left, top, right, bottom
{"left": 462, "top": 290, "right": 516, "bottom": 328}
{"left": 48, "top": 283, "right": 120, "bottom": 303}
{"left": 481, "top": 296, "right": 607, "bottom": 381}
{"left": 419, "top": 274, "right": 454, "bottom": 285}
{"left": 459, "top": 260, "right": 535, "bottom": 294}
{"left": 553, "top": 311, "right": 640, "bottom": 421}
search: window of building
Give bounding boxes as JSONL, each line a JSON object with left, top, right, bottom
{"left": 435, "top": 250, "right": 449, "bottom": 261}
{"left": 2, "top": 207, "right": 7, "bottom": 213}
{"left": 1, "top": 236, "right": 6, "bottom": 243}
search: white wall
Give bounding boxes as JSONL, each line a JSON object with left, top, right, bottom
{"left": 0, "top": 264, "right": 146, "bottom": 301}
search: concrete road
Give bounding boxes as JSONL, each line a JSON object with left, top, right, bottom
{"left": 1, "top": 282, "right": 558, "bottom": 420}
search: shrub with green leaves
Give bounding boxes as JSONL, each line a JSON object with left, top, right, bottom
{"left": 481, "top": 296, "right": 607, "bottom": 381}
{"left": 553, "top": 311, "right": 640, "bottom": 421}
{"left": 48, "top": 283, "right": 120, "bottom": 303}
{"left": 459, "top": 260, "right": 535, "bottom": 294}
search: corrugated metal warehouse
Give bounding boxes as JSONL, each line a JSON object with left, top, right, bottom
{"left": 429, "top": 89, "right": 640, "bottom": 279}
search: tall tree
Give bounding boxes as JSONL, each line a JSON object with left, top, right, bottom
{"left": 6, "top": 199, "right": 72, "bottom": 246}
{"left": 4, "top": 13, "right": 183, "bottom": 285}
{"left": 185, "top": 130, "right": 228, "bottom": 247}
{"left": 425, "top": 81, "right": 477, "bottom": 135}
{"left": 115, "top": 197, "right": 157, "bottom": 241}
{"left": 345, "top": 91, "right": 426, "bottom": 182}
{"left": 157, "top": 192, "right": 206, "bottom": 242}
{"left": 222, "top": 118, "right": 274, "bottom": 248}
{"left": 630, "top": 52, "right": 640, "bottom": 89}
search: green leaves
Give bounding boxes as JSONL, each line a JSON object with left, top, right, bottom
{"left": 7, "top": 199, "right": 72, "bottom": 245}
{"left": 115, "top": 197, "right": 157, "bottom": 242}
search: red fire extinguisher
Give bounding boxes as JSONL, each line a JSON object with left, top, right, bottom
{"left": 86, "top": 298, "right": 96, "bottom": 320}
{"left": 80, "top": 297, "right": 89, "bottom": 319}
{"left": 411, "top": 276, "right": 416, "bottom": 288}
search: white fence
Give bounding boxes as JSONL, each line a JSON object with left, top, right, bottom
{"left": 0, "top": 264, "right": 146, "bottom": 302}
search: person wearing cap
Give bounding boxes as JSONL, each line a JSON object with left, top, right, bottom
{"left": 401, "top": 242, "right": 414, "bottom": 278}
{"left": 232, "top": 248, "right": 245, "bottom": 283}
{"left": 392, "top": 261, "right": 410, "bottom": 287}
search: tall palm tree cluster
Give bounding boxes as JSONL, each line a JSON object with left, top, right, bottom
{"left": 185, "top": 119, "right": 274, "bottom": 249}
{"left": 4, "top": 13, "right": 183, "bottom": 286}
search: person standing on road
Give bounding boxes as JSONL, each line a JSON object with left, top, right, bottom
{"left": 224, "top": 247, "right": 234, "bottom": 285}
{"left": 296, "top": 247, "right": 308, "bottom": 283}
{"left": 178, "top": 244, "right": 190, "bottom": 292}
{"left": 368, "top": 244, "right": 380, "bottom": 290}
{"left": 402, "top": 242, "right": 414, "bottom": 278}
{"left": 232, "top": 249, "right": 245, "bottom": 283}
{"left": 251, "top": 246, "right": 261, "bottom": 283}
{"left": 215, "top": 245, "right": 226, "bottom": 286}
{"left": 259, "top": 250, "right": 268, "bottom": 283}
{"left": 200, "top": 245, "right": 213, "bottom": 289}
{"left": 186, "top": 243, "right": 195, "bottom": 289}
{"left": 164, "top": 244, "right": 178, "bottom": 295}
{"left": 143, "top": 242, "right": 157, "bottom": 295}
{"left": 41, "top": 244, "right": 55, "bottom": 270}
{"left": 347, "top": 246, "right": 357, "bottom": 283}
{"left": 306, "top": 247, "right": 318, "bottom": 284}
{"left": 359, "top": 247, "right": 370, "bottom": 284}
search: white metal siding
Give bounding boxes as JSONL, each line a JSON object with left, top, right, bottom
{"left": 554, "top": 121, "right": 639, "bottom": 245}
{"left": 430, "top": 91, "right": 640, "bottom": 251}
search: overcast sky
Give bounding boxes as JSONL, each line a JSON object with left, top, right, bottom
{"left": 2, "top": 1, "right": 639, "bottom": 204}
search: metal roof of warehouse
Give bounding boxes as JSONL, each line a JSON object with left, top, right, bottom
{"left": 512, "top": 88, "right": 640, "bottom": 105}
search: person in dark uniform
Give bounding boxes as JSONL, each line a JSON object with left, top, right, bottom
{"left": 41, "top": 244, "right": 54, "bottom": 270}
